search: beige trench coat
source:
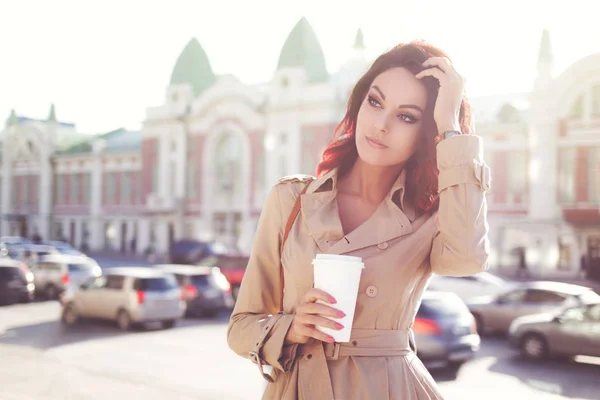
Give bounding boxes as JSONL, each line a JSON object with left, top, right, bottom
{"left": 227, "top": 135, "right": 491, "bottom": 400}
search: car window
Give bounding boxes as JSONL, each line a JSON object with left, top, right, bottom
{"left": 498, "top": 289, "right": 526, "bottom": 303}
{"left": 0, "top": 266, "right": 24, "bottom": 280}
{"left": 418, "top": 295, "right": 469, "bottom": 317}
{"left": 68, "top": 263, "right": 93, "bottom": 272}
{"left": 88, "top": 276, "right": 107, "bottom": 289}
{"left": 524, "top": 290, "right": 566, "bottom": 303}
{"left": 134, "top": 276, "right": 178, "bottom": 291}
{"left": 561, "top": 307, "right": 586, "bottom": 322}
{"left": 106, "top": 275, "right": 125, "bottom": 290}
{"left": 587, "top": 304, "right": 600, "bottom": 321}
{"left": 39, "top": 262, "right": 62, "bottom": 272}
{"left": 190, "top": 274, "right": 210, "bottom": 287}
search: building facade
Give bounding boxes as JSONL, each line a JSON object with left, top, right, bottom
{"left": 1, "top": 21, "right": 599, "bottom": 276}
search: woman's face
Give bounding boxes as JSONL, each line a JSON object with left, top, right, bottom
{"left": 355, "top": 67, "right": 427, "bottom": 168}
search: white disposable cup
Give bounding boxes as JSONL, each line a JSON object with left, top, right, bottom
{"left": 312, "top": 254, "right": 364, "bottom": 343}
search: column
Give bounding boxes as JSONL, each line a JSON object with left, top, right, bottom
{"left": 1, "top": 143, "right": 12, "bottom": 235}
{"left": 89, "top": 154, "right": 104, "bottom": 251}
{"left": 137, "top": 218, "right": 151, "bottom": 255}
{"left": 38, "top": 153, "right": 54, "bottom": 240}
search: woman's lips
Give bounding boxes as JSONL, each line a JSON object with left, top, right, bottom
{"left": 366, "top": 136, "right": 388, "bottom": 149}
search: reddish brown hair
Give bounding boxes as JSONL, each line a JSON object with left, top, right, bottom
{"left": 316, "top": 41, "right": 472, "bottom": 215}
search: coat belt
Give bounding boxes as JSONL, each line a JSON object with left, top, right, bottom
{"left": 294, "top": 329, "right": 414, "bottom": 399}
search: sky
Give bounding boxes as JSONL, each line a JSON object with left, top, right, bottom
{"left": 1, "top": 0, "right": 599, "bottom": 134}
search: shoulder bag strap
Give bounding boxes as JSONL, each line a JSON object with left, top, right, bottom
{"left": 279, "top": 181, "right": 312, "bottom": 312}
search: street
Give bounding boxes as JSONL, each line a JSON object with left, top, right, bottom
{"left": 1, "top": 257, "right": 599, "bottom": 400}
{"left": 2, "top": 302, "right": 599, "bottom": 400}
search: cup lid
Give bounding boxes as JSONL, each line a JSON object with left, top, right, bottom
{"left": 314, "top": 254, "right": 363, "bottom": 263}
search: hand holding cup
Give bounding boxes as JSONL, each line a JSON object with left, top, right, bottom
{"left": 284, "top": 288, "right": 346, "bottom": 345}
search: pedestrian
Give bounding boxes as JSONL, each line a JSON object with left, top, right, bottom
{"left": 580, "top": 253, "right": 588, "bottom": 279}
{"left": 227, "top": 41, "right": 491, "bottom": 399}
{"left": 516, "top": 247, "right": 529, "bottom": 279}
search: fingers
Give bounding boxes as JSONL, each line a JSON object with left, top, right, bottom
{"left": 301, "top": 302, "right": 346, "bottom": 319}
{"left": 415, "top": 67, "right": 445, "bottom": 81}
{"left": 302, "top": 288, "right": 336, "bottom": 305}
{"left": 421, "top": 57, "right": 453, "bottom": 73}
{"left": 297, "top": 314, "right": 344, "bottom": 331}
{"left": 296, "top": 324, "right": 336, "bottom": 343}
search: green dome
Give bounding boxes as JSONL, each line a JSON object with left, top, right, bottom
{"left": 277, "top": 17, "right": 328, "bottom": 83}
{"left": 170, "top": 38, "right": 216, "bottom": 96}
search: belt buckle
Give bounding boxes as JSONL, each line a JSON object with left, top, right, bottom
{"left": 325, "top": 342, "right": 341, "bottom": 361}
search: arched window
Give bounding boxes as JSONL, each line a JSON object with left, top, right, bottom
{"left": 592, "top": 84, "right": 600, "bottom": 117}
{"left": 569, "top": 94, "right": 583, "bottom": 120}
{"left": 215, "top": 133, "right": 242, "bottom": 197}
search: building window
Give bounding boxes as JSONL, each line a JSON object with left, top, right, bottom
{"left": 57, "top": 175, "right": 65, "bottom": 204}
{"left": 121, "top": 172, "right": 130, "bottom": 204}
{"left": 507, "top": 150, "right": 528, "bottom": 196}
{"left": 82, "top": 173, "right": 91, "bottom": 204}
{"left": 187, "top": 158, "right": 196, "bottom": 199}
{"left": 592, "top": 85, "right": 600, "bottom": 117}
{"left": 589, "top": 147, "right": 600, "bottom": 203}
{"left": 558, "top": 147, "right": 577, "bottom": 204}
{"left": 137, "top": 172, "right": 143, "bottom": 204}
{"left": 152, "top": 163, "right": 159, "bottom": 193}
{"left": 105, "top": 173, "right": 116, "bottom": 204}
{"left": 215, "top": 133, "right": 242, "bottom": 197}
{"left": 569, "top": 95, "right": 583, "bottom": 120}
{"left": 22, "top": 175, "right": 29, "bottom": 207}
{"left": 70, "top": 174, "right": 79, "bottom": 205}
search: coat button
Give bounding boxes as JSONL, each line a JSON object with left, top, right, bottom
{"left": 377, "top": 242, "right": 388, "bottom": 250}
{"left": 366, "top": 286, "right": 378, "bottom": 297}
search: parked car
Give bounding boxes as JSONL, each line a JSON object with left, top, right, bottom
{"left": 467, "top": 281, "right": 600, "bottom": 334}
{"left": 42, "top": 241, "right": 85, "bottom": 256}
{"left": 508, "top": 299, "right": 600, "bottom": 360}
{"left": 0, "top": 259, "right": 35, "bottom": 304}
{"left": 427, "top": 272, "right": 510, "bottom": 301}
{"left": 168, "top": 240, "right": 233, "bottom": 265}
{"left": 413, "top": 291, "right": 480, "bottom": 375}
{"left": 30, "top": 254, "right": 102, "bottom": 299}
{"left": 197, "top": 254, "right": 249, "bottom": 300}
{"left": 153, "top": 264, "right": 234, "bottom": 317}
{"left": 0, "top": 236, "right": 32, "bottom": 246}
{"left": 61, "top": 267, "right": 185, "bottom": 330}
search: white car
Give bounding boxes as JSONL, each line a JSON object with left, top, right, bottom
{"left": 61, "top": 267, "right": 185, "bottom": 330}
{"left": 427, "top": 272, "right": 509, "bottom": 301}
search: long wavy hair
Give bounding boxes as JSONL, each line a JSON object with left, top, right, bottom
{"left": 316, "top": 41, "right": 473, "bottom": 215}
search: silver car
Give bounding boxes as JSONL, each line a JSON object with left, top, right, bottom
{"left": 414, "top": 291, "right": 480, "bottom": 375}
{"left": 467, "top": 281, "right": 599, "bottom": 334}
{"left": 508, "top": 298, "right": 600, "bottom": 360}
{"left": 61, "top": 267, "right": 185, "bottom": 330}
{"left": 31, "top": 254, "right": 102, "bottom": 299}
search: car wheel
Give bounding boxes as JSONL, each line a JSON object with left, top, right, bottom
{"left": 46, "top": 285, "right": 59, "bottom": 300}
{"left": 116, "top": 310, "right": 133, "bottom": 331}
{"left": 472, "top": 313, "right": 484, "bottom": 335}
{"left": 520, "top": 333, "right": 548, "bottom": 360}
{"left": 446, "top": 361, "right": 464, "bottom": 378}
{"left": 61, "top": 304, "right": 79, "bottom": 326}
{"left": 162, "top": 319, "right": 176, "bottom": 329}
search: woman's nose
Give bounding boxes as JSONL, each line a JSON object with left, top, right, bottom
{"left": 374, "top": 120, "right": 388, "bottom": 134}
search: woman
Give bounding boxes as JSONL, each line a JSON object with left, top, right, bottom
{"left": 227, "top": 41, "right": 491, "bottom": 399}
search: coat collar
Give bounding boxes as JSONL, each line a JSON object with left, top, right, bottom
{"left": 301, "top": 168, "right": 416, "bottom": 254}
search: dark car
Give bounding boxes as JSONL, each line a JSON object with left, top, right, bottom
{"left": 414, "top": 290, "right": 480, "bottom": 375}
{"left": 154, "top": 264, "right": 234, "bottom": 317}
{"left": 0, "top": 260, "right": 35, "bottom": 305}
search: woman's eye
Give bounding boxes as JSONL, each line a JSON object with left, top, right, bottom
{"left": 367, "top": 95, "right": 381, "bottom": 108}
{"left": 399, "top": 114, "right": 418, "bottom": 124}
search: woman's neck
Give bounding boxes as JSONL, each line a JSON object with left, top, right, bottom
{"left": 337, "top": 159, "right": 404, "bottom": 206}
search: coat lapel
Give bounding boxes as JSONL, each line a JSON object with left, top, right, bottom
{"left": 301, "top": 168, "right": 417, "bottom": 255}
